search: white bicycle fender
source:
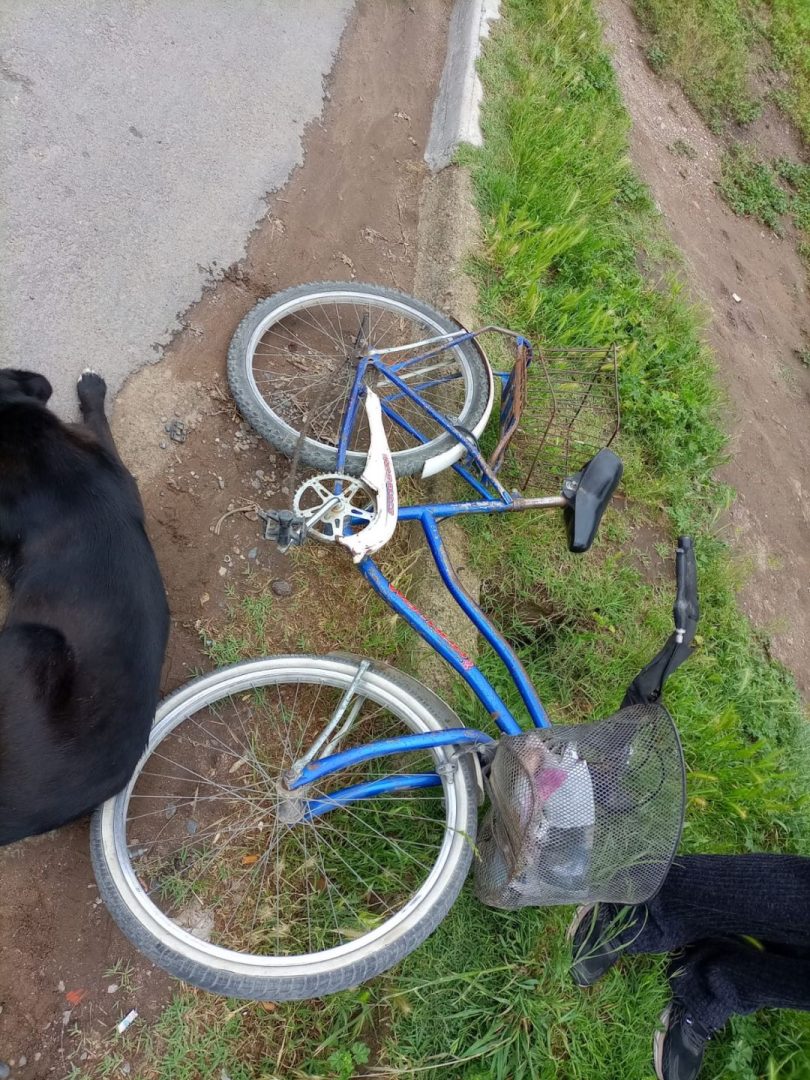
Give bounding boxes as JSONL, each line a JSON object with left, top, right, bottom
{"left": 420, "top": 354, "right": 495, "bottom": 478}
{"left": 338, "top": 390, "right": 399, "bottom": 563}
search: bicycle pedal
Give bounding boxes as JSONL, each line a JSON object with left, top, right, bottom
{"left": 258, "top": 508, "right": 307, "bottom": 551}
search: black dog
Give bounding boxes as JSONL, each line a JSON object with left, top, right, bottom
{"left": 0, "top": 369, "right": 169, "bottom": 845}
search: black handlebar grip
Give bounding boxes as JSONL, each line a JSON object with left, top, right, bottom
{"left": 622, "top": 537, "right": 700, "bottom": 707}
{"left": 673, "top": 536, "right": 699, "bottom": 644}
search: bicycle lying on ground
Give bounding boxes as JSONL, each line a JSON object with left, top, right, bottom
{"left": 91, "top": 283, "right": 699, "bottom": 1001}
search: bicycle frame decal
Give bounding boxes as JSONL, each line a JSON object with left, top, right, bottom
{"left": 388, "top": 584, "right": 476, "bottom": 671}
{"left": 360, "top": 557, "right": 523, "bottom": 737}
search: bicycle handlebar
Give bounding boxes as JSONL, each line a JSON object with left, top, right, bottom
{"left": 674, "top": 536, "right": 699, "bottom": 646}
{"left": 622, "top": 537, "right": 700, "bottom": 707}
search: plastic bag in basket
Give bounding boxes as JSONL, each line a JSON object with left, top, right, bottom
{"left": 474, "top": 703, "right": 685, "bottom": 910}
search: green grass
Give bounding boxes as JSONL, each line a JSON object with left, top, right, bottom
{"left": 73, "top": 2, "right": 810, "bottom": 1078}
{"left": 720, "top": 144, "right": 790, "bottom": 228}
{"left": 200, "top": 588, "right": 276, "bottom": 666}
{"left": 634, "top": 0, "right": 810, "bottom": 142}
{"left": 776, "top": 157, "right": 810, "bottom": 231}
{"left": 759, "top": 0, "right": 810, "bottom": 143}
{"left": 631, "top": 0, "right": 810, "bottom": 269}
{"left": 68, "top": 988, "right": 386, "bottom": 1079}
{"left": 719, "top": 143, "right": 810, "bottom": 237}
{"left": 634, "top": 0, "right": 761, "bottom": 129}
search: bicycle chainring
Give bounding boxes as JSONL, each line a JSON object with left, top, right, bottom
{"left": 292, "top": 473, "right": 378, "bottom": 543}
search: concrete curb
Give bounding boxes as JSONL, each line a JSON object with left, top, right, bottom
{"left": 425, "top": 0, "right": 500, "bottom": 172}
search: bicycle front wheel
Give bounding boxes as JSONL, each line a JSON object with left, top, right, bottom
{"left": 227, "top": 282, "right": 494, "bottom": 477}
{"left": 91, "top": 655, "right": 478, "bottom": 1000}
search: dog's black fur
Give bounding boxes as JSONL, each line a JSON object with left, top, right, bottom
{"left": 0, "top": 369, "right": 169, "bottom": 845}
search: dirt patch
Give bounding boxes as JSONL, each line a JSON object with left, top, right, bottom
{"left": 0, "top": 0, "right": 453, "bottom": 1073}
{"left": 619, "top": 509, "right": 673, "bottom": 587}
{"left": 0, "top": 825, "right": 173, "bottom": 1075}
{"left": 599, "top": 0, "right": 810, "bottom": 696}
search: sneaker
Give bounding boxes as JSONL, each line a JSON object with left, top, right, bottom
{"left": 653, "top": 1003, "right": 711, "bottom": 1080}
{"left": 567, "top": 903, "right": 623, "bottom": 987}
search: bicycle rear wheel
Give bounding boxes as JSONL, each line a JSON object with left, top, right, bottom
{"left": 227, "top": 282, "right": 494, "bottom": 477}
{"left": 91, "top": 655, "right": 478, "bottom": 1000}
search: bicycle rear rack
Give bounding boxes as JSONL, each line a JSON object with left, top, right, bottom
{"left": 489, "top": 342, "right": 620, "bottom": 493}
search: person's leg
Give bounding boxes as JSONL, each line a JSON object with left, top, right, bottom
{"left": 654, "top": 941, "right": 810, "bottom": 1080}
{"left": 628, "top": 855, "right": 810, "bottom": 953}
{"left": 569, "top": 854, "right": 810, "bottom": 986}
{"left": 671, "top": 939, "right": 810, "bottom": 1032}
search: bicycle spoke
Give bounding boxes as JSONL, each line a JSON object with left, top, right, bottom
{"left": 117, "top": 662, "right": 470, "bottom": 970}
{"left": 242, "top": 293, "right": 478, "bottom": 462}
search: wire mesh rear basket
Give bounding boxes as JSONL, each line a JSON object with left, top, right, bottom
{"left": 474, "top": 704, "right": 685, "bottom": 910}
{"left": 489, "top": 344, "right": 620, "bottom": 495}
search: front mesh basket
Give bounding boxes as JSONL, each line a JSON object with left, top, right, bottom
{"left": 474, "top": 704, "right": 685, "bottom": 910}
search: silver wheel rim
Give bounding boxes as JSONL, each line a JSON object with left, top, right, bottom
{"left": 96, "top": 657, "right": 473, "bottom": 979}
{"left": 244, "top": 289, "right": 479, "bottom": 465}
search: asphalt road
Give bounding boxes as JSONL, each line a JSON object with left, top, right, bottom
{"left": 0, "top": 0, "right": 354, "bottom": 416}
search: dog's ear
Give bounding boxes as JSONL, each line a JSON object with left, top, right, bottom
{"left": 0, "top": 369, "right": 53, "bottom": 403}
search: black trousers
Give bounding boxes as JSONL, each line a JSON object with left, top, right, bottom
{"left": 607, "top": 854, "right": 810, "bottom": 1033}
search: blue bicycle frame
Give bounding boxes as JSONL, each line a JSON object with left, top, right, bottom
{"left": 286, "top": 329, "right": 571, "bottom": 814}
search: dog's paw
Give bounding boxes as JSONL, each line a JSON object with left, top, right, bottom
{"left": 77, "top": 370, "right": 106, "bottom": 388}
{"left": 77, "top": 369, "right": 107, "bottom": 405}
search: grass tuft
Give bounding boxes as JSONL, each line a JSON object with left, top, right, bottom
{"left": 719, "top": 144, "right": 791, "bottom": 230}
{"left": 633, "top": 0, "right": 810, "bottom": 142}
{"left": 634, "top": 0, "right": 760, "bottom": 129}
{"left": 718, "top": 145, "right": 810, "bottom": 254}
{"left": 758, "top": 0, "right": 810, "bottom": 143}
{"left": 776, "top": 157, "right": 810, "bottom": 231}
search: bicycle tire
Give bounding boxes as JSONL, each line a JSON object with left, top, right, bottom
{"left": 227, "top": 282, "right": 493, "bottom": 478}
{"left": 90, "top": 654, "right": 479, "bottom": 1000}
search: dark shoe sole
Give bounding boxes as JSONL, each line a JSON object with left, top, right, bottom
{"left": 567, "top": 904, "right": 604, "bottom": 988}
{"left": 566, "top": 904, "right": 595, "bottom": 943}
{"left": 653, "top": 1006, "right": 671, "bottom": 1080}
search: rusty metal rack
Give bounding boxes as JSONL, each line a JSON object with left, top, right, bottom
{"left": 489, "top": 343, "right": 620, "bottom": 494}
